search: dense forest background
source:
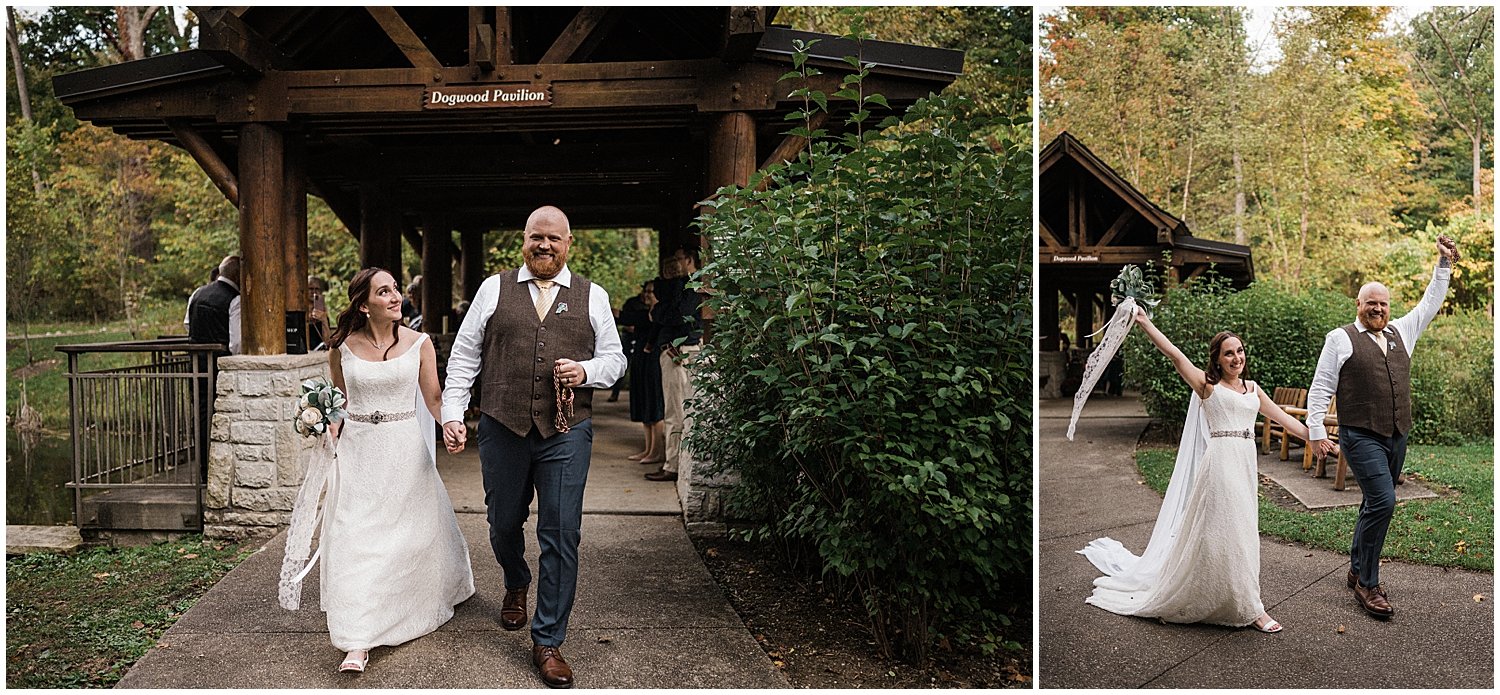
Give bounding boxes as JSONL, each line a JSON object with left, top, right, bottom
{"left": 1041, "top": 6, "right": 1493, "bottom": 310}
{"left": 5, "top": 6, "right": 1027, "bottom": 331}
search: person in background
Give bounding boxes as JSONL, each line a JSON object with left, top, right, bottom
{"left": 307, "top": 275, "right": 331, "bottom": 350}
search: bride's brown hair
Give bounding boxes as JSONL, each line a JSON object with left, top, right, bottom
{"left": 1204, "top": 331, "right": 1245, "bottom": 385}
{"left": 327, "top": 267, "right": 401, "bottom": 359}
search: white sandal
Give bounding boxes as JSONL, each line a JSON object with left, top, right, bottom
{"left": 1252, "top": 615, "right": 1283, "bottom": 634}
{"left": 338, "top": 650, "right": 369, "bottom": 673}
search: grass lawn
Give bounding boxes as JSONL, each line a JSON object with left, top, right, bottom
{"left": 5, "top": 536, "right": 255, "bottom": 688}
{"left": 1136, "top": 441, "right": 1493, "bottom": 572}
{"left": 8, "top": 300, "right": 186, "bottom": 432}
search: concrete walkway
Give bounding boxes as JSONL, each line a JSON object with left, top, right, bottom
{"left": 118, "top": 398, "right": 787, "bottom": 688}
{"left": 1039, "top": 396, "right": 1493, "bottom": 689}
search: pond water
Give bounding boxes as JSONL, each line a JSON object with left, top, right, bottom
{"left": 6, "top": 430, "right": 75, "bottom": 526}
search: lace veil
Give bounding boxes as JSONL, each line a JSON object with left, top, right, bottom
{"left": 1066, "top": 297, "right": 1137, "bottom": 441}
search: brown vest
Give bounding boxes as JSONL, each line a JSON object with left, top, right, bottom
{"left": 1335, "top": 323, "right": 1412, "bottom": 437}
{"left": 480, "top": 269, "right": 596, "bottom": 438}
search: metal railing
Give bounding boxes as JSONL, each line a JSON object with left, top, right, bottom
{"left": 57, "top": 338, "right": 224, "bottom": 531}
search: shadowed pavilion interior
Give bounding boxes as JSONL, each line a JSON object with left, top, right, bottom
{"left": 55, "top": 6, "right": 963, "bottom": 353}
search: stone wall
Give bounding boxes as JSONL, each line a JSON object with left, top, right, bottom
{"left": 204, "top": 352, "right": 329, "bottom": 541}
{"left": 679, "top": 461, "right": 741, "bottom": 538}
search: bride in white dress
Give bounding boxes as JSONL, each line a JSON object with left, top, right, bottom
{"left": 1078, "top": 311, "right": 1318, "bottom": 633}
{"left": 281, "top": 268, "right": 474, "bottom": 672}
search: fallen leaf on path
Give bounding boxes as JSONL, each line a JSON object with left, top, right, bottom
{"left": 132, "top": 621, "right": 145, "bottom": 629}
{"left": 1337, "top": 625, "right": 1346, "bottom": 634}
{"left": 597, "top": 636, "right": 612, "bottom": 643}
{"left": 705, "top": 548, "right": 719, "bottom": 558}
{"left": 1009, "top": 674, "right": 1033, "bottom": 683}
{"left": 1475, "top": 594, "right": 1486, "bottom": 603}
{"left": 182, "top": 553, "right": 199, "bottom": 559}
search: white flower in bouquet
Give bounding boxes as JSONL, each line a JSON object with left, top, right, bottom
{"left": 292, "top": 376, "right": 347, "bottom": 438}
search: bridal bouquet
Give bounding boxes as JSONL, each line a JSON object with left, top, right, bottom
{"left": 1108, "top": 264, "right": 1158, "bottom": 310}
{"left": 292, "top": 376, "right": 347, "bottom": 437}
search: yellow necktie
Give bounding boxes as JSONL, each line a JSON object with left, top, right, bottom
{"left": 533, "top": 279, "right": 555, "bottom": 320}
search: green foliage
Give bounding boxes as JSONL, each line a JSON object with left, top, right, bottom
{"left": 687, "top": 44, "right": 1031, "bottom": 661}
{"left": 1125, "top": 273, "right": 1493, "bottom": 445}
{"left": 6, "top": 536, "right": 254, "bottom": 688}
{"left": 1410, "top": 310, "right": 1494, "bottom": 444}
{"left": 1137, "top": 441, "right": 1493, "bottom": 571}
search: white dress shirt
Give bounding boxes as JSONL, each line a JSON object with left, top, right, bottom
{"left": 1306, "top": 264, "right": 1450, "bottom": 440}
{"left": 441, "top": 265, "right": 626, "bottom": 424}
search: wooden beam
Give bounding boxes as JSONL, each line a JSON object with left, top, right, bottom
{"left": 494, "top": 7, "right": 514, "bottom": 66}
{"left": 756, "top": 111, "right": 828, "bottom": 178}
{"left": 366, "top": 7, "right": 443, "bottom": 70}
{"left": 540, "top": 8, "right": 619, "bottom": 64}
{"left": 468, "top": 8, "right": 491, "bottom": 71}
{"left": 1095, "top": 208, "right": 1135, "bottom": 248}
{"left": 167, "top": 120, "right": 238, "bottom": 206}
{"left": 722, "top": 7, "right": 769, "bottom": 62}
{"left": 1037, "top": 218, "right": 1067, "bottom": 250}
{"left": 194, "top": 8, "right": 291, "bottom": 74}
{"left": 238, "top": 124, "right": 288, "bottom": 355}
{"left": 421, "top": 215, "right": 454, "bottom": 334}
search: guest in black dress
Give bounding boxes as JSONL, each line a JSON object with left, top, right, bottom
{"left": 627, "top": 281, "right": 665, "bottom": 463}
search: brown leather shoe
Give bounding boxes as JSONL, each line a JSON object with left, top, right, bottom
{"left": 501, "top": 588, "right": 528, "bottom": 631}
{"left": 644, "top": 469, "right": 677, "bottom": 481}
{"left": 1346, "top": 569, "right": 1357, "bottom": 589}
{"left": 1354, "top": 582, "right": 1394, "bottom": 619}
{"left": 532, "top": 645, "right": 574, "bottom": 688}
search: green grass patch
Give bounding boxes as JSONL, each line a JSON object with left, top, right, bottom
{"left": 1136, "top": 441, "right": 1493, "bottom": 572}
{"left": 8, "top": 301, "right": 187, "bottom": 433}
{"left": 5, "top": 536, "right": 255, "bottom": 688}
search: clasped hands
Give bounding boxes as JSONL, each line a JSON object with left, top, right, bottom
{"left": 441, "top": 358, "right": 586, "bottom": 454}
{"left": 1311, "top": 438, "right": 1341, "bottom": 462}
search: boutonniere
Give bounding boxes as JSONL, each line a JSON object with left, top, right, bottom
{"left": 555, "top": 302, "right": 569, "bottom": 315}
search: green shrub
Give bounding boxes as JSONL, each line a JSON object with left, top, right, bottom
{"left": 687, "top": 47, "right": 1031, "bottom": 661}
{"left": 1124, "top": 272, "right": 1492, "bottom": 444}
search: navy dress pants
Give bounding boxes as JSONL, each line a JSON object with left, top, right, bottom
{"left": 1339, "top": 425, "right": 1407, "bottom": 589}
{"left": 477, "top": 414, "right": 593, "bottom": 647}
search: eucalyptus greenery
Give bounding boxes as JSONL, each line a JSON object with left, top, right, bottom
{"left": 685, "top": 35, "right": 1031, "bottom": 661}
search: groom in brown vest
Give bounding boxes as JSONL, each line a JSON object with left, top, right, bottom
{"left": 1307, "top": 236, "right": 1458, "bottom": 620}
{"left": 440, "top": 206, "right": 626, "bottom": 687}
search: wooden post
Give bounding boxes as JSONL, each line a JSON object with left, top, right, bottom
{"left": 359, "top": 183, "right": 402, "bottom": 275}
{"left": 1040, "top": 283, "right": 1059, "bottom": 352}
{"left": 237, "top": 123, "right": 287, "bottom": 355}
{"left": 421, "top": 215, "right": 454, "bottom": 334}
{"left": 460, "top": 226, "right": 486, "bottom": 302}
{"left": 1074, "top": 290, "right": 1093, "bottom": 350}
{"left": 707, "top": 112, "right": 756, "bottom": 194}
{"left": 283, "top": 137, "right": 308, "bottom": 314}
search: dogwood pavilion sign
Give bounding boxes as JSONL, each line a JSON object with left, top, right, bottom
{"left": 423, "top": 84, "right": 552, "bottom": 109}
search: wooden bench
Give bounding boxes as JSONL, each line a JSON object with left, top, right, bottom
{"left": 1260, "top": 387, "right": 1308, "bottom": 457}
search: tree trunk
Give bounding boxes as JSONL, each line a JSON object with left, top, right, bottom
{"left": 113, "top": 6, "right": 160, "bottom": 61}
{"left": 1232, "top": 146, "right": 1247, "bottom": 246}
{"left": 1473, "top": 122, "right": 1484, "bottom": 216}
{"left": 1180, "top": 129, "right": 1195, "bottom": 225}
{"left": 7, "top": 7, "right": 42, "bottom": 194}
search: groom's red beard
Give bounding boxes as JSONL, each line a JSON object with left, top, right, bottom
{"left": 524, "top": 250, "right": 565, "bottom": 278}
{"left": 1362, "top": 311, "right": 1389, "bottom": 332}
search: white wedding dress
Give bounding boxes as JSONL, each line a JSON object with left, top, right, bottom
{"left": 1079, "top": 382, "right": 1265, "bottom": 627}
{"left": 318, "top": 334, "right": 475, "bottom": 650}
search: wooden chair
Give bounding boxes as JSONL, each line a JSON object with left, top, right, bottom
{"left": 1305, "top": 399, "right": 1351, "bottom": 490}
{"left": 1260, "top": 387, "right": 1308, "bottom": 457}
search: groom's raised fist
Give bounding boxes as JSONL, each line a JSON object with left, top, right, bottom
{"left": 1437, "top": 235, "right": 1460, "bottom": 262}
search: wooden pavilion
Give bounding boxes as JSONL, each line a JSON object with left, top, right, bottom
{"left": 1038, "top": 131, "right": 1254, "bottom": 352}
{"left": 55, "top": 7, "right": 962, "bottom": 354}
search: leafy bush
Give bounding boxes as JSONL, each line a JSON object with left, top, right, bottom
{"left": 687, "top": 45, "right": 1031, "bottom": 662}
{"left": 1124, "top": 272, "right": 1492, "bottom": 444}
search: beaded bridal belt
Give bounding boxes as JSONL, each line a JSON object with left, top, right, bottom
{"left": 346, "top": 409, "right": 416, "bottom": 424}
{"left": 1210, "top": 429, "right": 1253, "bottom": 439}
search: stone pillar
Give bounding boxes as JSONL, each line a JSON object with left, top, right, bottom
{"left": 204, "top": 352, "right": 329, "bottom": 541}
